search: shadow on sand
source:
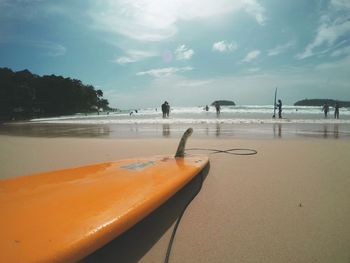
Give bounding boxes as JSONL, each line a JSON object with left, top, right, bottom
{"left": 81, "top": 163, "right": 210, "bottom": 263}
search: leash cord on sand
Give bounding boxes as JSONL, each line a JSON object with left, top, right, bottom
{"left": 186, "top": 148, "right": 258, "bottom": 156}
{"left": 164, "top": 148, "right": 257, "bottom": 263}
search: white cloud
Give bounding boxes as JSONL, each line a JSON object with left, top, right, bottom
{"left": 107, "top": 56, "right": 350, "bottom": 108}
{"left": 115, "top": 57, "right": 135, "bottom": 64}
{"left": 0, "top": 0, "right": 69, "bottom": 20}
{"left": 297, "top": 19, "right": 350, "bottom": 59}
{"left": 331, "top": 0, "right": 350, "bottom": 9}
{"left": 331, "top": 45, "right": 350, "bottom": 57}
{"left": 242, "top": 50, "right": 261, "bottom": 63}
{"left": 248, "top": 67, "right": 260, "bottom": 72}
{"left": 0, "top": 34, "right": 66, "bottom": 56}
{"left": 297, "top": 1, "right": 350, "bottom": 60}
{"left": 136, "top": 66, "right": 193, "bottom": 78}
{"left": 212, "top": 41, "right": 238, "bottom": 52}
{"left": 89, "top": 0, "right": 266, "bottom": 42}
{"left": 175, "top": 45, "right": 194, "bottom": 60}
{"left": 114, "top": 50, "right": 157, "bottom": 65}
{"left": 31, "top": 41, "right": 66, "bottom": 56}
{"left": 178, "top": 79, "right": 213, "bottom": 87}
{"left": 268, "top": 41, "right": 294, "bottom": 56}
{"left": 242, "top": 0, "right": 266, "bottom": 25}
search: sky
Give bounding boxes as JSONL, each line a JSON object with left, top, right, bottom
{"left": 1, "top": 0, "right": 350, "bottom": 108}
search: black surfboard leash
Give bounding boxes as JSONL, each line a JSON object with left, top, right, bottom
{"left": 186, "top": 148, "right": 257, "bottom": 156}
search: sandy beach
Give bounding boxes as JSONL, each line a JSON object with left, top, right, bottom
{"left": 3, "top": 0, "right": 350, "bottom": 261}
{"left": 1, "top": 128, "right": 349, "bottom": 263}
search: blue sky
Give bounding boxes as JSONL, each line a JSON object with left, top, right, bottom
{"left": 1, "top": 0, "right": 350, "bottom": 108}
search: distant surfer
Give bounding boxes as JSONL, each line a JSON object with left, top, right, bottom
{"left": 334, "top": 102, "right": 340, "bottom": 119}
{"left": 215, "top": 102, "right": 221, "bottom": 116}
{"left": 322, "top": 101, "right": 329, "bottom": 118}
{"left": 205, "top": 105, "right": 209, "bottom": 111}
{"left": 276, "top": 99, "right": 282, "bottom": 119}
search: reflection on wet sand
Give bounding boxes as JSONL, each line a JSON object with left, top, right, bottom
{"left": 311, "top": 124, "right": 342, "bottom": 139}
{"left": 1, "top": 122, "right": 349, "bottom": 139}
{"left": 322, "top": 124, "right": 339, "bottom": 139}
{"left": 216, "top": 123, "right": 221, "bottom": 137}
{"left": 0, "top": 123, "right": 111, "bottom": 138}
{"left": 297, "top": 124, "right": 343, "bottom": 139}
{"left": 334, "top": 124, "right": 339, "bottom": 139}
{"left": 162, "top": 124, "right": 170, "bottom": 137}
{"left": 273, "top": 123, "right": 282, "bottom": 138}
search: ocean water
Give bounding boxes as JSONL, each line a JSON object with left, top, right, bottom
{"left": 11, "top": 105, "right": 347, "bottom": 139}
{"left": 30, "top": 105, "right": 350, "bottom": 124}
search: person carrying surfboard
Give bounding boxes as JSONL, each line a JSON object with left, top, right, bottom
{"left": 276, "top": 99, "right": 282, "bottom": 119}
{"left": 272, "top": 87, "right": 277, "bottom": 118}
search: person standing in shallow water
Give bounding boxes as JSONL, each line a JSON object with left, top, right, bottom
{"left": 161, "top": 101, "right": 167, "bottom": 118}
{"left": 215, "top": 102, "right": 221, "bottom": 116}
{"left": 322, "top": 101, "right": 329, "bottom": 118}
{"left": 166, "top": 102, "right": 170, "bottom": 117}
{"left": 334, "top": 102, "right": 340, "bottom": 119}
{"left": 276, "top": 99, "right": 282, "bottom": 119}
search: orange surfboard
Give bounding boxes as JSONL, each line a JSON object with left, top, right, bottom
{"left": 0, "top": 129, "right": 208, "bottom": 263}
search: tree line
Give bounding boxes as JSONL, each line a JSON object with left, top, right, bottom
{"left": 0, "top": 68, "right": 110, "bottom": 121}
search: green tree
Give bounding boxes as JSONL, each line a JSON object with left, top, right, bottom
{"left": 0, "top": 68, "right": 111, "bottom": 121}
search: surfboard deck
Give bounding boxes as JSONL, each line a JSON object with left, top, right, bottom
{"left": 0, "top": 154, "right": 208, "bottom": 263}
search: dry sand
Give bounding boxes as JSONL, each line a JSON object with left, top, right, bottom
{"left": 1, "top": 135, "right": 350, "bottom": 262}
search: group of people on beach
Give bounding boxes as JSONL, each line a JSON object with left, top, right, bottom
{"left": 275, "top": 100, "right": 341, "bottom": 119}
{"left": 156, "top": 99, "right": 342, "bottom": 119}
{"left": 322, "top": 101, "right": 340, "bottom": 119}
{"left": 161, "top": 101, "right": 170, "bottom": 118}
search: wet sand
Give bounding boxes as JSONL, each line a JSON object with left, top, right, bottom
{"left": 1, "top": 133, "right": 350, "bottom": 262}
{"left": 1, "top": 122, "right": 350, "bottom": 139}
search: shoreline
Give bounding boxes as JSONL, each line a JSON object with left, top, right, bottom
{"left": 1, "top": 122, "right": 350, "bottom": 140}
